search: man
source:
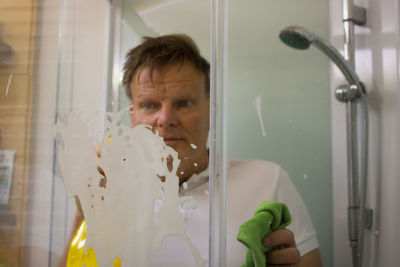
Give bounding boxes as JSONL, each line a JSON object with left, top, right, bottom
{"left": 60, "top": 34, "right": 322, "bottom": 266}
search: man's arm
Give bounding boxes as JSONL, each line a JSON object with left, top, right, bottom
{"left": 299, "top": 248, "right": 323, "bottom": 267}
{"left": 57, "top": 197, "right": 84, "bottom": 267}
{"left": 263, "top": 229, "right": 322, "bottom": 267}
{"left": 58, "top": 144, "right": 101, "bottom": 267}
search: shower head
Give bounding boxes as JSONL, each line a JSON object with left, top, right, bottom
{"left": 279, "top": 26, "right": 361, "bottom": 88}
{"left": 279, "top": 26, "right": 315, "bottom": 50}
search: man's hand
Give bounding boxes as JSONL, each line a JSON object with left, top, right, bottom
{"left": 263, "top": 229, "right": 323, "bottom": 267}
{"left": 263, "top": 229, "right": 300, "bottom": 266}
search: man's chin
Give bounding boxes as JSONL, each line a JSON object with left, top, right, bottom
{"left": 164, "top": 142, "right": 202, "bottom": 163}
{"left": 169, "top": 146, "right": 191, "bottom": 161}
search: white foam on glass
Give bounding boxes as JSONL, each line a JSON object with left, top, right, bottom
{"left": 54, "top": 108, "right": 206, "bottom": 266}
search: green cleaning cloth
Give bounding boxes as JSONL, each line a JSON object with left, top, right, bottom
{"left": 236, "top": 201, "right": 292, "bottom": 267}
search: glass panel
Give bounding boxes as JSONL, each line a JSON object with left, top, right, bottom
{"left": 3, "top": 1, "right": 400, "bottom": 267}
{"left": 53, "top": 0, "right": 215, "bottom": 266}
{"left": 224, "top": 0, "right": 332, "bottom": 266}
{"left": 113, "top": 0, "right": 215, "bottom": 265}
{"left": 1, "top": 0, "right": 220, "bottom": 266}
{"left": 0, "top": 0, "right": 334, "bottom": 266}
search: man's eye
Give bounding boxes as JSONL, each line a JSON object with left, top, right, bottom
{"left": 178, "top": 100, "right": 193, "bottom": 108}
{"left": 143, "top": 103, "right": 157, "bottom": 110}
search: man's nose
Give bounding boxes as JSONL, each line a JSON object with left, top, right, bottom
{"left": 156, "top": 104, "right": 178, "bottom": 128}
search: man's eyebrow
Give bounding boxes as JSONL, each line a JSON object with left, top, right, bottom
{"left": 135, "top": 92, "right": 157, "bottom": 98}
{"left": 173, "top": 90, "right": 197, "bottom": 97}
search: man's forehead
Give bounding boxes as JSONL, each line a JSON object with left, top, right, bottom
{"left": 134, "top": 67, "right": 161, "bottom": 84}
{"left": 133, "top": 63, "right": 203, "bottom": 84}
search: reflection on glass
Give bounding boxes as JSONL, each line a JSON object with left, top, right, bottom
{"left": 0, "top": 0, "right": 38, "bottom": 266}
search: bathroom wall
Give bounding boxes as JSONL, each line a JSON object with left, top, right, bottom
{"left": 330, "top": 0, "right": 400, "bottom": 266}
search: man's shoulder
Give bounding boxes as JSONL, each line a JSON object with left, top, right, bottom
{"left": 228, "top": 159, "right": 283, "bottom": 176}
{"left": 227, "top": 159, "right": 286, "bottom": 190}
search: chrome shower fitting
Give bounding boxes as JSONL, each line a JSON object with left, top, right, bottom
{"left": 279, "top": 26, "right": 363, "bottom": 102}
{"left": 279, "top": 23, "right": 370, "bottom": 267}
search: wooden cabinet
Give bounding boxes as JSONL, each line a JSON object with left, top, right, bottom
{"left": 0, "top": 0, "right": 37, "bottom": 266}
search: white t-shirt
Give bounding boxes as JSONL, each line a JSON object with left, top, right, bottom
{"left": 151, "top": 159, "right": 319, "bottom": 266}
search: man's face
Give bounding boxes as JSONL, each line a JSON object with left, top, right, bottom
{"left": 130, "top": 61, "right": 210, "bottom": 181}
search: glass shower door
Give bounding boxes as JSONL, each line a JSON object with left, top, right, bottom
{"left": 0, "top": 0, "right": 225, "bottom": 266}
{"left": 50, "top": 0, "right": 222, "bottom": 266}
{"left": 223, "top": 0, "right": 333, "bottom": 266}
{"left": 1, "top": 0, "right": 333, "bottom": 266}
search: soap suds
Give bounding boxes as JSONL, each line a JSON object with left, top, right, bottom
{"left": 252, "top": 96, "right": 267, "bottom": 136}
{"left": 55, "top": 108, "right": 205, "bottom": 266}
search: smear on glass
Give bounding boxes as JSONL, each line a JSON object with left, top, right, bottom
{"left": 252, "top": 96, "right": 267, "bottom": 136}
{"left": 54, "top": 108, "right": 206, "bottom": 266}
{"left": 4, "top": 73, "right": 13, "bottom": 96}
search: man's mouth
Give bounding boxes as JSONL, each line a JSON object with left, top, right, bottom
{"left": 163, "top": 137, "right": 183, "bottom": 146}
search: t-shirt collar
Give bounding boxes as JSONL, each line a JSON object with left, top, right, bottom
{"left": 180, "top": 154, "right": 228, "bottom": 193}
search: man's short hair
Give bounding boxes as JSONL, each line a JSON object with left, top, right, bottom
{"left": 122, "top": 34, "right": 210, "bottom": 99}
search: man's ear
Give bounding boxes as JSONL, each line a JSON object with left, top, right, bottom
{"left": 206, "top": 97, "right": 210, "bottom": 128}
{"left": 129, "top": 102, "right": 135, "bottom": 127}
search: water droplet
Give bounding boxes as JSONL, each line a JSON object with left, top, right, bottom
{"left": 190, "top": 143, "right": 197, "bottom": 149}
